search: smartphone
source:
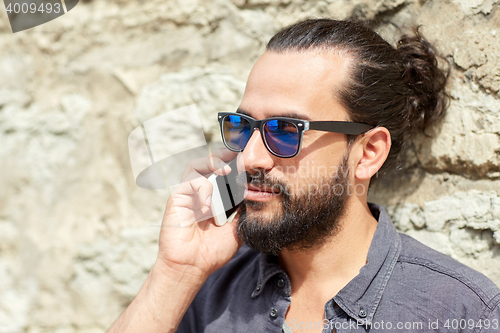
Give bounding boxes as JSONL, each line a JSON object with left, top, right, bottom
{"left": 207, "top": 159, "right": 245, "bottom": 226}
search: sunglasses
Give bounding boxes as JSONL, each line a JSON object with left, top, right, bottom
{"left": 218, "top": 112, "right": 375, "bottom": 158}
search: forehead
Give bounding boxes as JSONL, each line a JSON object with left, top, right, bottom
{"left": 239, "top": 50, "right": 351, "bottom": 121}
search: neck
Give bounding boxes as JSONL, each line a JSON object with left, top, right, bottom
{"left": 278, "top": 198, "right": 378, "bottom": 299}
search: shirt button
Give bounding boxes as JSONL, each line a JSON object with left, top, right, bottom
{"left": 255, "top": 285, "right": 261, "bottom": 292}
{"left": 269, "top": 307, "right": 278, "bottom": 318}
{"left": 277, "top": 278, "right": 285, "bottom": 288}
{"left": 358, "top": 308, "right": 367, "bottom": 318}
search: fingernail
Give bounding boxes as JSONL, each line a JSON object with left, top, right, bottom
{"left": 227, "top": 210, "right": 238, "bottom": 223}
{"left": 205, "top": 195, "right": 212, "bottom": 207}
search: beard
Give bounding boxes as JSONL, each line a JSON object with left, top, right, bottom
{"left": 236, "top": 152, "right": 351, "bottom": 256}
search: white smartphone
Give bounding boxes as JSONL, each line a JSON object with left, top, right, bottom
{"left": 207, "top": 159, "right": 244, "bottom": 226}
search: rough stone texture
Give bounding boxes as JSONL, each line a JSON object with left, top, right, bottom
{"left": 0, "top": 0, "right": 499, "bottom": 331}
{"left": 386, "top": 190, "right": 500, "bottom": 284}
{"left": 135, "top": 67, "right": 246, "bottom": 140}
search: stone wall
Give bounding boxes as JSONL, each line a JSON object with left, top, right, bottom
{"left": 0, "top": 0, "right": 499, "bottom": 331}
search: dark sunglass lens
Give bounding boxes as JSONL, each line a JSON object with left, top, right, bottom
{"left": 264, "top": 119, "right": 299, "bottom": 157}
{"left": 223, "top": 115, "right": 251, "bottom": 151}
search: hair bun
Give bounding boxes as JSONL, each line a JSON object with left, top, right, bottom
{"left": 397, "top": 27, "right": 450, "bottom": 133}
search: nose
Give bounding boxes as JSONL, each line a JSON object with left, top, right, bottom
{"left": 240, "top": 129, "right": 275, "bottom": 174}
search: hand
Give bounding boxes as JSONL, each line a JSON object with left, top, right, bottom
{"left": 155, "top": 148, "right": 243, "bottom": 281}
{"left": 106, "top": 149, "right": 242, "bottom": 333}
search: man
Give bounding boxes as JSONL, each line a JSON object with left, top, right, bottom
{"left": 108, "top": 19, "right": 500, "bottom": 332}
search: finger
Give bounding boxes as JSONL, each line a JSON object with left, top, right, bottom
{"left": 183, "top": 157, "right": 213, "bottom": 179}
{"left": 162, "top": 197, "right": 197, "bottom": 229}
{"left": 211, "top": 148, "right": 238, "bottom": 175}
{"left": 211, "top": 159, "right": 232, "bottom": 176}
{"left": 168, "top": 175, "right": 214, "bottom": 227}
{"left": 186, "top": 174, "right": 213, "bottom": 207}
{"left": 211, "top": 147, "right": 237, "bottom": 162}
{"left": 169, "top": 200, "right": 214, "bottom": 227}
{"left": 183, "top": 150, "right": 237, "bottom": 178}
{"left": 174, "top": 172, "right": 212, "bottom": 198}
{"left": 182, "top": 157, "right": 226, "bottom": 179}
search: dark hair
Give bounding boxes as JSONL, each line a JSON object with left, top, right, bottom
{"left": 267, "top": 19, "right": 449, "bottom": 175}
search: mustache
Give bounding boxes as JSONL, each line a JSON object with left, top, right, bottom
{"left": 235, "top": 170, "right": 290, "bottom": 195}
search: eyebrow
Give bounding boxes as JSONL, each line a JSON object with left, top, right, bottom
{"left": 236, "top": 108, "right": 312, "bottom": 121}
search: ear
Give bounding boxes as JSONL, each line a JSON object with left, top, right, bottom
{"left": 353, "top": 127, "right": 391, "bottom": 181}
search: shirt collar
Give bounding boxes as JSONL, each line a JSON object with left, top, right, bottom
{"left": 252, "top": 251, "right": 283, "bottom": 298}
{"left": 252, "top": 203, "right": 402, "bottom": 325}
{"left": 333, "top": 203, "right": 401, "bottom": 325}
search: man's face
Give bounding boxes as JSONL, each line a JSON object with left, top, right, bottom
{"left": 235, "top": 50, "right": 355, "bottom": 254}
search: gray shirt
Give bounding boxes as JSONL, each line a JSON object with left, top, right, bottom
{"left": 177, "top": 204, "right": 500, "bottom": 332}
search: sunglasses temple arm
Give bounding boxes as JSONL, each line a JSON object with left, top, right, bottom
{"left": 308, "top": 121, "right": 374, "bottom": 135}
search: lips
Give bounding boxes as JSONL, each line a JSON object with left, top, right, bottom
{"left": 244, "top": 183, "right": 281, "bottom": 201}
{"left": 246, "top": 184, "right": 280, "bottom": 194}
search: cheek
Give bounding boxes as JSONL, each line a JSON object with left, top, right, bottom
{"left": 280, "top": 152, "right": 350, "bottom": 189}
{"left": 272, "top": 135, "right": 349, "bottom": 190}
{"left": 300, "top": 133, "right": 348, "bottom": 162}
{"left": 275, "top": 161, "right": 326, "bottom": 195}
